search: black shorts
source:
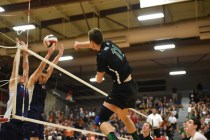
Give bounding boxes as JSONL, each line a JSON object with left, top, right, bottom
{"left": 105, "top": 79, "right": 138, "bottom": 109}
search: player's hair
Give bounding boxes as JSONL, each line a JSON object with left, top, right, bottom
{"left": 88, "top": 28, "right": 103, "bottom": 45}
{"left": 146, "top": 122, "right": 152, "bottom": 130}
{"left": 191, "top": 118, "right": 201, "bottom": 131}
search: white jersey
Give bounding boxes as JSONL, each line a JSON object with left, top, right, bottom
{"left": 4, "top": 91, "right": 15, "bottom": 118}
{"left": 190, "top": 132, "right": 207, "bottom": 140}
{"left": 28, "top": 84, "right": 35, "bottom": 110}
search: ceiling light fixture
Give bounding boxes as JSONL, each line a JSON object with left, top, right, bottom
{"left": 0, "top": 7, "right": 5, "bottom": 12}
{"left": 169, "top": 70, "right": 186, "bottom": 75}
{"left": 154, "top": 44, "right": 175, "bottom": 51}
{"left": 13, "top": 24, "right": 36, "bottom": 32}
{"left": 90, "top": 77, "right": 105, "bottom": 82}
{"left": 138, "top": 13, "right": 164, "bottom": 21}
{"left": 59, "top": 56, "right": 73, "bottom": 61}
{"left": 140, "top": 0, "right": 190, "bottom": 8}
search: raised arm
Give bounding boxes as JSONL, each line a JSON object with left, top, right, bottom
{"left": 9, "top": 40, "right": 21, "bottom": 91}
{"left": 21, "top": 41, "right": 29, "bottom": 86}
{"left": 45, "top": 44, "right": 64, "bottom": 82}
{"left": 28, "top": 45, "right": 55, "bottom": 86}
{"left": 73, "top": 41, "right": 91, "bottom": 50}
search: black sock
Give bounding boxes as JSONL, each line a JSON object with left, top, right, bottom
{"left": 131, "top": 131, "right": 139, "bottom": 140}
{"left": 107, "top": 132, "right": 119, "bottom": 140}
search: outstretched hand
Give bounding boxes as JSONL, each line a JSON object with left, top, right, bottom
{"left": 20, "top": 41, "right": 28, "bottom": 51}
{"left": 48, "top": 46, "right": 55, "bottom": 55}
{"left": 16, "top": 38, "right": 28, "bottom": 51}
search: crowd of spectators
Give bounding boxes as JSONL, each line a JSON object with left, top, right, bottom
{"left": 43, "top": 94, "right": 183, "bottom": 140}
{"left": 42, "top": 88, "right": 210, "bottom": 140}
{"left": 180, "top": 90, "right": 210, "bottom": 140}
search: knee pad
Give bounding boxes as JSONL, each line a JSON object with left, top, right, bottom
{"left": 95, "top": 106, "right": 114, "bottom": 126}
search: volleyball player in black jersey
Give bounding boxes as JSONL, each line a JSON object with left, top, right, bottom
{"left": 74, "top": 28, "right": 139, "bottom": 140}
{"left": 23, "top": 44, "right": 64, "bottom": 140}
{"left": 0, "top": 39, "right": 29, "bottom": 140}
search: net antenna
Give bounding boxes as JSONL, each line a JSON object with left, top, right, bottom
{"left": 26, "top": 0, "right": 31, "bottom": 44}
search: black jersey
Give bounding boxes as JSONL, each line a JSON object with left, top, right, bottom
{"left": 97, "top": 40, "right": 132, "bottom": 84}
{"left": 139, "top": 134, "right": 153, "bottom": 140}
{"left": 29, "top": 82, "right": 46, "bottom": 114}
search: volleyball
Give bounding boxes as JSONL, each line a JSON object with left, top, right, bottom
{"left": 43, "top": 34, "right": 58, "bottom": 48}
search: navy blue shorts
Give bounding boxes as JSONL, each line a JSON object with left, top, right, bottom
{"left": 105, "top": 79, "right": 138, "bottom": 109}
{"left": 0, "top": 120, "right": 23, "bottom": 140}
{"left": 23, "top": 109, "right": 44, "bottom": 139}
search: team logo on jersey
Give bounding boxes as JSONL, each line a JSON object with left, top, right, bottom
{"left": 42, "top": 85, "right": 46, "bottom": 89}
{"left": 104, "top": 47, "right": 109, "bottom": 51}
{"left": 106, "top": 42, "right": 110, "bottom": 45}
